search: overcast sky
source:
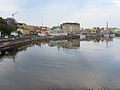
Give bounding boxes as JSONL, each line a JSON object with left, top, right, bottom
{"left": 0, "top": 0, "right": 120, "bottom": 28}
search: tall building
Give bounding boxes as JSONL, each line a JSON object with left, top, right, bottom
{"left": 61, "top": 22, "right": 80, "bottom": 33}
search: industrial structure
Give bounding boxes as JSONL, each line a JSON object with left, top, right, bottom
{"left": 61, "top": 22, "right": 80, "bottom": 33}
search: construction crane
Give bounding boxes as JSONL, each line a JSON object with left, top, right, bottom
{"left": 12, "top": 12, "right": 18, "bottom": 19}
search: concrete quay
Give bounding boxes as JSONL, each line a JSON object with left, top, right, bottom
{"left": 0, "top": 35, "right": 80, "bottom": 50}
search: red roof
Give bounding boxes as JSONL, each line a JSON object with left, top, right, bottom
{"left": 41, "top": 29, "right": 48, "bottom": 32}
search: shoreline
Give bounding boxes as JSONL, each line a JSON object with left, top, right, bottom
{"left": 0, "top": 35, "right": 80, "bottom": 50}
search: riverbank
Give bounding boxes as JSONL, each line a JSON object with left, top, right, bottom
{"left": 0, "top": 35, "right": 80, "bottom": 50}
{"left": 1, "top": 34, "right": 120, "bottom": 51}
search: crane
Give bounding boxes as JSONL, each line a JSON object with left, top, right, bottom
{"left": 12, "top": 12, "right": 18, "bottom": 19}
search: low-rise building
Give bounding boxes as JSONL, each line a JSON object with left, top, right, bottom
{"left": 41, "top": 29, "right": 49, "bottom": 34}
{"left": 37, "top": 29, "right": 48, "bottom": 36}
{"left": 113, "top": 29, "right": 120, "bottom": 34}
{"left": 27, "top": 26, "right": 36, "bottom": 32}
{"left": 48, "top": 29, "right": 68, "bottom": 36}
{"left": 38, "top": 32, "right": 46, "bottom": 36}
{"left": 18, "top": 23, "right": 27, "bottom": 28}
{"left": 0, "top": 32, "right": 1, "bottom": 37}
{"left": 11, "top": 32, "right": 18, "bottom": 36}
{"left": 17, "top": 28, "right": 30, "bottom": 35}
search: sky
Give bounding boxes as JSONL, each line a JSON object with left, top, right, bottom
{"left": 0, "top": 0, "right": 120, "bottom": 28}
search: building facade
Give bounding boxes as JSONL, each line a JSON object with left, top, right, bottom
{"left": 48, "top": 29, "right": 68, "bottom": 36}
{"left": 17, "top": 28, "right": 30, "bottom": 35}
{"left": 61, "top": 23, "right": 80, "bottom": 33}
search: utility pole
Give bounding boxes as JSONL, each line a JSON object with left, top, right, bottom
{"left": 106, "top": 22, "right": 108, "bottom": 30}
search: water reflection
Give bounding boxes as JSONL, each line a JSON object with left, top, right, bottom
{"left": 0, "top": 37, "right": 116, "bottom": 59}
{"left": 0, "top": 37, "right": 120, "bottom": 90}
{"left": 0, "top": 44, "right": 33, "bottom": 60}
{"left": 48, "top": 40, "right": 80, "bottom": 49}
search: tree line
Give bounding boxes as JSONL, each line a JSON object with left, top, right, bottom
{"left": 0, "top": 17, "right": 16, "bottom": 35}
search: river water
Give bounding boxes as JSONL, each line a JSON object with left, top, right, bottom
{"left": 0, "top": 37, "right": 120, "bottom": 90}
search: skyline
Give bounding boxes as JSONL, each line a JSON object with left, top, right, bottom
{"left": 0, "top": 0, "right": 120, "bottom": 28}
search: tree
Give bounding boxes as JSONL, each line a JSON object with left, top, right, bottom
{"left": 52, "top": 26, "right": 60, "bottom": 30}
{"left": 8, "top": 24, "right": 16, "bottom": 32}
{"left": 0, "top": 17, "right": 16, "bottom": 35}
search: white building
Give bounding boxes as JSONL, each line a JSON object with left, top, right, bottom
{"left": 17, "top": 28, "right": 30, "bottom": 35}
{"left": 38, "top": 32, "right": 46, "bottom": 36}
{"left": 0, "top": 32, "right": 1, "bottom": 36}
{"left": 11, "top": 32, "right": 18, "bottom": 36}
{"left": 48, "top": 29, "right": 68, "bottom": 36}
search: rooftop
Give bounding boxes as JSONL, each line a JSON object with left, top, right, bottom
{"left": 62, "top": 23, "right": 80, "bottom": 25}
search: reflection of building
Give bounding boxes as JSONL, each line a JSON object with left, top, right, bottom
{"left": 0, "top": 44, "right": 32, "bottom": 60}
{"left": 61, "top": 23, "right": 80, "bottom": 33}
{"left": 105, "top": 38, "right": 113, "bottom": 47}
{"left": 48, "top": 40, "right": 80, "bottom": 49}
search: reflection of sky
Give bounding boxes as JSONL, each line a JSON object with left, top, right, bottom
{"left": 0, "top": 39, "right": 120, "bottom": 89}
